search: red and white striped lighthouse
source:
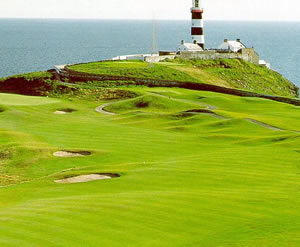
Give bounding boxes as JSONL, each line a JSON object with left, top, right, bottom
{"left": 191, "top": 0, "right": 205, "bottom": 49}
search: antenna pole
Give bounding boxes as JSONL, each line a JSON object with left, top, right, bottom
{"left": 152, "top": 11, "right": 158, "bottom": 55}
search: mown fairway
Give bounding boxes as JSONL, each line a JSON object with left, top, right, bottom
{"left": 0, "top": 88, "right": 299, "bottom": 247}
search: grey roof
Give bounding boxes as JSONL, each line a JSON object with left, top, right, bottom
{"left": 227, "top": 41, "right": 246, "bottom": 49}
{"left": 180, "top": 43, "right": 203, "bottom": 51}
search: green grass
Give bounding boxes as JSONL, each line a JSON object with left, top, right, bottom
{"left": 106, "top": 94, "right": 204, "bottom": 114}
{"left": 168, "top": 58, "right": 298, "bottom": 97}
{"left": 0, "top": 71, "right": 52, "bottom": 82}
{"left": 0, "top": 93, "right": 59, "bottom": 105}
{"left": 0, "top": 72, "right": 138, "bottom": 101}
{"left": 0, "top": 87, "right": 299, "bottom": 246}
{"left": 69, "top": 60, "right": 198, "bottom": 82}
{"left": 68, "top": 59, "right": 298, "bottom": 97}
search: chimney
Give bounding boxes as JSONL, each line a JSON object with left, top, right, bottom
{"left": 224, "top": 39, "right": 228, "bottom": 43}
{"left": 236, "top": 38, "right": 241, "bottom": 42}
{"left": 181, "top": 40, "right": 184, "bottom": 45}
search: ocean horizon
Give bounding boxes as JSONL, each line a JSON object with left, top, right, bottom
{"left": 0, "top": 18, "right": 299, "bottom": 86}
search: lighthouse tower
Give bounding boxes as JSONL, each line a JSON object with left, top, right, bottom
{"left": 191, "top": 0, "right": 205, "bottom": 49}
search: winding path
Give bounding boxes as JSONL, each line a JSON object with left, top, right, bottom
{"left": 246, "top": 118, "right": 283, "bottom": 131}
{"left": 95, "top": 102, "right": 117, "bottom": 115}
{"left": 95, "top": 96, "right": 144, "bottom": 115}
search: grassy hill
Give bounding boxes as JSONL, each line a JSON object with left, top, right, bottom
{"left": 0, "top": 59, "right": 300, "bottom": 246}
{"left": 0, "top": 84, "right": 300, "bottom": 246}
{"left": 68, "top": 59, "right": 299, "bottom": 97}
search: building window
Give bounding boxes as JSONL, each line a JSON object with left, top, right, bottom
{"left": 195, "top": 0, "right": 199, "bottom": 8}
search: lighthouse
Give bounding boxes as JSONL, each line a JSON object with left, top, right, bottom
{"left": 191, "top": 0, "right": 205, "bottom": 49}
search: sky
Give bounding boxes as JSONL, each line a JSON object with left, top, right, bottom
{"left": 0, "top": 0, "right": 300, "bottom": 21}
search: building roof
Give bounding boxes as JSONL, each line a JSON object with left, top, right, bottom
{"left": 259, "top": 60, "right": 267, "bottom": 65}
{"left": 227, "top": 41, "right": 246, "bottom": 50}
{"left": 218, "top": 40, "right": 246, "bottom": 52}
{"left": 179, "top": 43, "right": 203, "bottom": 51}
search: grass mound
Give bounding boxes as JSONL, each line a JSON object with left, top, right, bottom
{"left": 106, "top": 94, "right": 202, "bottom": 113}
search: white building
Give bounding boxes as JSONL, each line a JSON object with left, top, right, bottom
{"left": 112, "top": 54, "right": 158, "bottom": 61}
{"left": 259, "top": 60, "right": 271, "bottom": 69}
{"left": 178, "top": 41, "right": 203, "bottom": 52}
{"left": 218, "top": 39, "right": 246, "bottom": 52}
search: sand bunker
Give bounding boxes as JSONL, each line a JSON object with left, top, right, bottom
{"left": 55, "top": 173, "right": 120, "bottom": 184}
{"left": 53, "top": 151, "right": 91, "bottom": 158}
{"left": 54, "top": 111, "right": 69, "bottom": 115}
{"left": 54, "top": 108, "right": 76, "bottom": 115}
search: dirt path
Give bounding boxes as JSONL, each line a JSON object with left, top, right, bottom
{"left": 95, "top": 102, "right": 117, "bottom": 115}
{"left": 245, "top": 118, "right": 300, "bottom": 134}
{"left": 246, "top": 118, "right": 283, "bottom": 131}
{"left": 95, "top": 96, "right": 145, "bottom": 115}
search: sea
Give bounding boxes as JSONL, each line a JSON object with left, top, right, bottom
{"left": 0, "top": 19, "right": 299, "bottom": 86}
